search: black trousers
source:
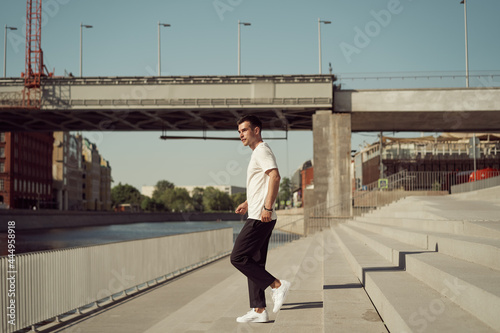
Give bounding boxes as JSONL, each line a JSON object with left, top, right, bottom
{"left": 230, "top": 218, "right": 277, "bottom": 308}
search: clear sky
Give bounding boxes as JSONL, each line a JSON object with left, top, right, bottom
{"left": 2, "top": 0, "right": 500, "bottom": 190}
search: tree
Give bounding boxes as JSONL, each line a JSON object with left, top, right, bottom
{"left": 141, "top": 196, "right": 164, "bottom": 212}
{"left": 203, "top": 187, "right": 233, "bottom": 212}
{"left": 157, "top": 187, "right": 194, "bottom": 212}
{"left": 191, "top": 187, "right": 205, "bottom": 212}
{"left": 278, "top": 177, "right": 292, "bottom": 209}
{"left": 231, "top": 192, "right": 246, "bottom": 209}
{"left": 111, "top": 183, "right": 142, "bottom": 208}
{"left": 152, "top": 180, "right": 175, "bottom": 201}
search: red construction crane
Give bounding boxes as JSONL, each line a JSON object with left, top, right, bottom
{"left": 22, "top": 0, "right": 53, "bottom": 109}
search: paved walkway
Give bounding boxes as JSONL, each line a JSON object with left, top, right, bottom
{"left": 45, "top": 230, "right": 386, "bottom": 333}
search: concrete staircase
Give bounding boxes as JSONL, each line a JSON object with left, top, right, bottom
{"left": 331, "top": 187, "right": 500, "bottom": 332}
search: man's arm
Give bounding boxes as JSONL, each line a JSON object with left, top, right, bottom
{"left": 235, "top": 200, "right": 248, "bottom": 215}
{"left": 261, "top": 168, "right": 281, "bottom": 222}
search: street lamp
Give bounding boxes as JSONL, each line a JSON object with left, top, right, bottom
{"left": 158, "top": 22, "right": 171, "bottom": 76}
{"left": 318, "top": 18, "right": 331, "bottom": 74}
{"left": 238, "top": 20, "right": 251, "bottom": 75}
{"left": 460, "top": 0, "right": 469, "bottom": 88}
{"left": 80, "top": 23, "right": 93, "bottom": 77}
{"left": 3, "top": 25, "right": 17, "bottom": 78}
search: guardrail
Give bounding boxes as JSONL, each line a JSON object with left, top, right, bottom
{"left": 0, "top": 228, "right": 232, "bottom": 333}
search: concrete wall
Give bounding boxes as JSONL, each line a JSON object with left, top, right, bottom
{"left": 0, "top": 211, "right": 242, "bottom": 232}
{"left": 275, "top": 209, "right": 305, "bottom": 236}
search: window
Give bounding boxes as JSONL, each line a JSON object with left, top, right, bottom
{"left": 0, "top": 162, "right": 4, "bottom": 173}
{"left": 0, "top": 179, "right": 4, "bottom": 190}
{"left": 0, "top": 133, "right": 5, "bottom": 142}
{"left": 0, "top": 147, "right": 4, "bottom": 158}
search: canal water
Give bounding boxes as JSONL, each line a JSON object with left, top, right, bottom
{"left": 0, "top": 220, "right": 245, "bottom": 256}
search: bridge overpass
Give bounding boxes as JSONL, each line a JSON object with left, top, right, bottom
{"left": 1, "top": 74, "right": 500, "bottom": 215}
{"left": 1, "top": 75, "right": 500, "bottom": 132}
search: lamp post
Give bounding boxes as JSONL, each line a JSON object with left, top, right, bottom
{"left": 3, "top": 25, "right": 17, "bottom": 78}
{"left": 158, "top": 22, "right": 171, "bottom": 76}
{"left": 238, "top": 20, "right": 251, "bottom": 75}
{"left": 318, "top": 18, "right": 331, "bottom": 74}
{"left": 80, "top": 22, "right": 93, "bottom": 77}
{"left": 460, "top": 0, "right": 469, "bottom": 88}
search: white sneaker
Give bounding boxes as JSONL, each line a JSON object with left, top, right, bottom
{"left": 271, "top": 280, "right": 291, "bottom": 313}
{"left": 236, "top": 309, "right": 269, "bottom": 323}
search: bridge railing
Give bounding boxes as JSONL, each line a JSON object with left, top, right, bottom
{"left": 0, "top": 228, "right": 232, "bottom": 333}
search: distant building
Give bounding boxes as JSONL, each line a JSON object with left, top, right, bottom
{"left": 141, "top": 185, "right": 156, "bottom": 198}
{"left": 52, "top": 132, "right": 84, "bottom": 210}
{"left": 82, "top": 138, "right": 112, "bottom": 211}
{"left": 100, "top": 157, "right": 112, "bottom": 211}
{"left": 0, "top": 132, "right": 54, "bottom": 209}
{"left": 354, "top": 133, "right": 500, "bottom": 188}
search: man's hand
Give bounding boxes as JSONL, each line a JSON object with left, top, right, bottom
{"left": 260, "top": 209, "right": 272, "bottom": 222}
{"left": 235, "top": 201, "right": 248, "bottom": 215}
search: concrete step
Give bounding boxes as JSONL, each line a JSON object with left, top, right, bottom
{"left": 354, "top": 215, "right": 500, "bottom": 239}
{"left": 321, "top": 230, "right": 387, "bottom": 332}
{"left": 339, "top": 223, "right": 430, "bottom": 266}
{"left": 406, "top": 252, "right": 500, "bottom": 331}
{"left": 269, "top": 232, "right": 324, "bottom": 333}
{"left": 331, "top": 226, "right": 496, "bottom": 332}
{"left": 347, "top": 220, "right": 500, "bottom": 271}
{"left": 341, "top": 222, "right": 500, "bottom": 331}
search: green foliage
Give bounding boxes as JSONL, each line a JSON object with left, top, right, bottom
{"left": 141, "top": 180, "right": 241, "bottom": 213}
{"left": 153, "top": 180, "right": 175, "bottom": 201}
{"left": 278, "top": 177, "right": 292, "bottom": 208}
{"left": 141, "top": 196, "right": 165, "bottom": 212}
{"left": 203, "top": 187, "right": 234, "bottom": 212}
{"left": 158, "top": 187, "right": 194, "bottom": 212}
{"left": 111, "top": 182, "right": 142, "bottom": 207}
{"left": 191, "top": 187, "right": 205, "bottom": 212}
{"left": 231, "top": 192, "right": 246, "bottom": 208}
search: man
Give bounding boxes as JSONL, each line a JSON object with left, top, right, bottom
{"left": 230, "top": 114, "right": 291, "bottom": 323}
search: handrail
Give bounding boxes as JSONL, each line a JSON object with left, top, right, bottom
{"left": 0, "top": 228, "right": 232, "bottom": 333}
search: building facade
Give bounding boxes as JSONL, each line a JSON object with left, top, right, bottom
{"left": 100, "top": 157, "right": 112, "bottom": 211}
{"left": 52, "top": 132, "right": 84, "bottom": 210}
{"left": 82, "top": 139, "right": 101, "bottom": 210}
{"left": 354, "top": 133, "right": 500, "bottom": 187}
{"left": 0, "top": 132, "right": 54, "bottom": 209}
{"left": 81, "top": 138, "right": 112, "bottom": 211}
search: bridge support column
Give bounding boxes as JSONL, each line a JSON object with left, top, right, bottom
{"left": 312, "top": 111, "right": 352, "bottom": 217}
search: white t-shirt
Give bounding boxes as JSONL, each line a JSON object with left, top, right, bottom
{"left": 246, "top": 142, "right": 278, "bottom": 220}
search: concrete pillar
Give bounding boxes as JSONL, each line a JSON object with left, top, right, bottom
{"left": 312, "top": 111, "right": 352, "bottom": 216}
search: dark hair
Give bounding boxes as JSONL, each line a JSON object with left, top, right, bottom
{"left": 237, "top": 114, "right": 262, "bottom": 131}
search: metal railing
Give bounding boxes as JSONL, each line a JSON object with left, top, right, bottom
{"left": 0, "top": 228, "right": 232, "bottom": 333}
{"left": 65, "top": 97, "right": 332, "bottom": 108}
{"left": 305, "top": 171, "right": 461, "bottom": 234}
